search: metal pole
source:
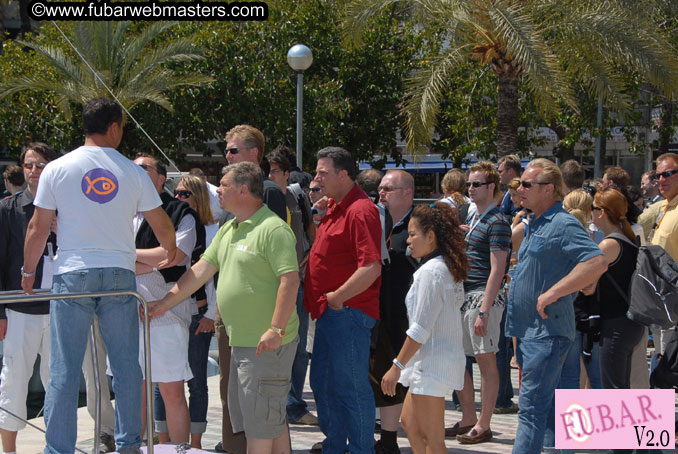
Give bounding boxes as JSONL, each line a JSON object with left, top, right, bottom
{"left": 0, "top": 290, "right": 154, "bottom": 454}
{"left": 594, "top": 83, "right": 604, "bottom": 178}
{"left": 90, "top": 324, "right": 101, "bottom": 454}
{"left": 296, "top": 71, "right": 303, "bottom": 170}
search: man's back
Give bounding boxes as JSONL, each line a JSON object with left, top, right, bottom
{"left": 34, "top": 145, "right": 160, "bottom": 273}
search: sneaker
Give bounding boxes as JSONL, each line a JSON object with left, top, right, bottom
{"left": 98, "top": 432, "right": 116, "bottom": 453}
{"left": 292, "top": 412, "right": 319, "bottom": 425}
{"left": 493, "top": 402, "right": 519, "bottom": 414}
{"left": 375, "top": 440, "right": 401, "bottom": 454}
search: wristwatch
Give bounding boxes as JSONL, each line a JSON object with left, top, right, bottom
{"left": 478, "top": 311, "right": 489, "bottom": 319}
{"left": 270, "top": 326, "right": 285, "bottom": 337}
{"left": 20, "top": 266, "right": 35, "bottom": 278}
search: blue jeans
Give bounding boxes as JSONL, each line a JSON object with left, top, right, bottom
{"left": 155, "top": 313, "right": 213, "bottom": 433}
{"left": 558, "top": 330, "right": 602, "bottom": 390}
{"left": 495, "top": 305, "right": 515, "bottom": 408}
{"left": 45, "top": 268, "right": 142, "bottom": 454}
{"left": 543, "top": 332, "right": 601, "bottom": 453}
{"left": 513, "top": 337, "right": 572, "bottom": 454}
{"left": 310, "top": 306, "right": 376, "bottom": 454}
{"left": 287, "top": 286, "right": 310, "bottom": 422}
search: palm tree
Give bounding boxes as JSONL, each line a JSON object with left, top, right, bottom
{"left": 344, "top": 0, "right": 678, "bottom": 157}
{"left": 0, "top": 21, "right": 213, "bottom": 118}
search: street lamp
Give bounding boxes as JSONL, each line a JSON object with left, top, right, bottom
{"left": 287, "top": 44, "right": 313, "bottom": 170}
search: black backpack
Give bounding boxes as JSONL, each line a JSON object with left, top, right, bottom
{"left": 605, "top": 233, "right": 678, "bottom": 330}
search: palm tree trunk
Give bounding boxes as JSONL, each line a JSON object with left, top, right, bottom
{"left": 496, "top": 71, "right": 520, "bottom": 157}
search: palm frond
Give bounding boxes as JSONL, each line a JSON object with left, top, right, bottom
{"left": 17, "top": 41, "right": 83, "bottom": 86}
{"left": 343, "top": 0, "right": 403, "bottom": 48}
{"left": 488, "top": 0, "right": 574, "bottom": 114}
{"left": 402, "top": 45, "right": 468, "bottom": 154}
{"left": 122, "top": 38, "right": 205, "bottom": 87}
{"left": 120, "top": 22, "right": 180, "bottom": 79}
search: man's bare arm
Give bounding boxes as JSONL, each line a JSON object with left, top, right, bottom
{"left": 536, "top": 255, "right": 607, "bottom": 318}
{"left": 21, "top": 207, "right": 55, "bottom": 294}
{"left": 256, "top": 271, "right": 300, "bottom": 355}
{"left": 147, "top": 259, "right": 217, "bottom": 319}
{"left": 326, "top": 261, "right": 381, "bottom": 310}
{"left": 474, "top": 249, "right": 508, "bottom": 337}
{"left": 139, "top": 206, "right": 177, "bottom": 265}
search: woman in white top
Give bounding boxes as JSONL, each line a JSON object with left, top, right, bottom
{"left": 381, "top": 202, "right": 469, "bottom": 454}
{"left": 154, "top": 175, "right": 218, "bottom": 448}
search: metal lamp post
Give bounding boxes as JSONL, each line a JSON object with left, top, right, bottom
{"left": 287, "top": 44, "right": 313, "bottom": 170}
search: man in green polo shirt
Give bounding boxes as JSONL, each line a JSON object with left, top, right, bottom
{"left": 148, "top": 161, "right": 300, "bottom": 454}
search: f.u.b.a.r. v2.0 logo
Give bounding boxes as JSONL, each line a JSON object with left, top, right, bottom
{"left": 555, "top": 389, "right": 675, "bottom": 450}
{"left": 81, "top": 168, "right": 118, "bottom": 204}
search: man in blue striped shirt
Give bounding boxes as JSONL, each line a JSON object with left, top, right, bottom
{"left": 450, "top": 161, "right": 511, "bottom": 445}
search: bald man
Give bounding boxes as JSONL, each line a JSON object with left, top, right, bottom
{"left": 372, "top": 170, "right": 417, "bottom": 454}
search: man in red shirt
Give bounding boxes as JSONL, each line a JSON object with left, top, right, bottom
{"left": 304, "top": 147, "right": 382, "bottom": 454}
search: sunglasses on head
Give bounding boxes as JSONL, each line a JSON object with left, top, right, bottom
{"left": 651, "top": 169, "right": 678, "bottom": 180}
{"left": 23, "top": 162, "right": 47, "bottom": 170}
{"left": 466, "top": 181, "right": 490, "bottom": 188}
{"left": 519, "top": 180, "right": 550, "bottom": 189}
{"left": 174, "top": 190, "right": 193, "bottom": 198}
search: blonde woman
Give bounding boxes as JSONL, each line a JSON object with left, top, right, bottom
{"left": 154, "top": 175, "right": 217, "bottom": 449}
{"left": 560, "top": 189, "right": 602, "bottom": 389}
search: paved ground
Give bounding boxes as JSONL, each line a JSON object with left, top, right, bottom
{"left": 19, "top": 362, "right": 521, "bottom": 454}
{"left": 20, "top": 355, "right": 672, "bottom": 454}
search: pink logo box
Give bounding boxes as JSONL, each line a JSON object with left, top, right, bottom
{"left": 555, "top": 389, "right": 675, "bottom": 450}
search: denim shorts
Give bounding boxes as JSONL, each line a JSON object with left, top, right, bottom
{"left": 228, "top": 336, "right": 298, "bottom": 439}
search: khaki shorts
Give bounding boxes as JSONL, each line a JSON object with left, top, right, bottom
{"left": 228, "top": 336, "right": 298, "bottom": 439}
{"left": 461, "top": 290, "right": 505, "bottom": 356}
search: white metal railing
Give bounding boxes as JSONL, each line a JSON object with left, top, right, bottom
{"left": 0, "top": 289, "right": 155, "bottom": 454}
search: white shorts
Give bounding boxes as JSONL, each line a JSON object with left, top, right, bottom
{"left": 399, "top": 373, "right": 453, "bottom": 398}
{"left": 0, "top": 310, "right": 50, "bottom": 431}
{"left": 139, "top": 322, "right": 193, "bottom": 383}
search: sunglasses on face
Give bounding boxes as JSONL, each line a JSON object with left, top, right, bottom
{"left": 174, "top": 190, "right": 193, "bottom": 198}
{"left": 591, "top": 205, "right": 601, "bottom": 211}
{"left": 23, "top": 162, "right": 48, "bottom": 170}
{"left": 466, "top": 181, "right": 490, "bottom": 188}
{"left": 226, "top": 146, "right": 253, "bottom": 155}
{"left": 651, "top": 169, "right": 678, "bottom": 180}
{"left": 309, "top": 187, "right": 322, "bottom": 193}
{"left": 519, "top": 180, "right": 550, "bottom": 189}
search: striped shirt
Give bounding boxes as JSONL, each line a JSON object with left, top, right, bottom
{"left": 464, "top": 205, "right": 511, "bottom": 291}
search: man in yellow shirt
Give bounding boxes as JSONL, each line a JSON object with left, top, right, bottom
{"left": 645, "top": 153, "right": 678, "bottom": 260}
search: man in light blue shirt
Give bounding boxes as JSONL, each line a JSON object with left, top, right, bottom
{"left": 506, "top": 158, "right": 607, "bottom": 454}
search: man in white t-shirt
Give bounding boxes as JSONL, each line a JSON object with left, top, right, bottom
{"left": 21, "top": 97, "right": 177, "bottom": 454}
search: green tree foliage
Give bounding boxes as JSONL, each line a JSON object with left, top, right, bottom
{"left": 1, "top": 1, "right": 418, "bottom": 171}
{"left": 345, "top": 0, "right": 678, "bottom": 158}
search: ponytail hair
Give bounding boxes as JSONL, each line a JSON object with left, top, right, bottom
{"left": 594, "top": 188, "right": 636, "bottom": 243}
{"left": 411, "top": 202, "right": 468, "bottom": 282}
{"left": 563, "top": 189, "right": 593, "bottom": 228}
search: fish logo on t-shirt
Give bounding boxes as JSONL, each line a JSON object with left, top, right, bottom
{"left": 81, "top": 168, "right": 118, "bottom": 204}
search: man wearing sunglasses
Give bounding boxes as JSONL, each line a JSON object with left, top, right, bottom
{"left": 0, "top": 142, "right": 59, "bottom": 454}
{"left": 224, "top": 125, "right": 286, "bottom": 222}
{"left": 21, "top": 97, "right": 177, "bottom": 454}
{"left": 449, "top": 162, "right": 510, "bottom": 445}
{"left": 645, "top": 153, "right": 678, "bottom": 261}
{"left": 506, "top": 158, "right": 607, "bottom": 454}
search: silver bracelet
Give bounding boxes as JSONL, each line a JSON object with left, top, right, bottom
{"left": 392, "top": 358, "right": 406, "bottom": 370}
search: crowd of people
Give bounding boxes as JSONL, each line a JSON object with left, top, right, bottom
{"left": 0, "top": 96, "right": 677, "bottom": 454}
